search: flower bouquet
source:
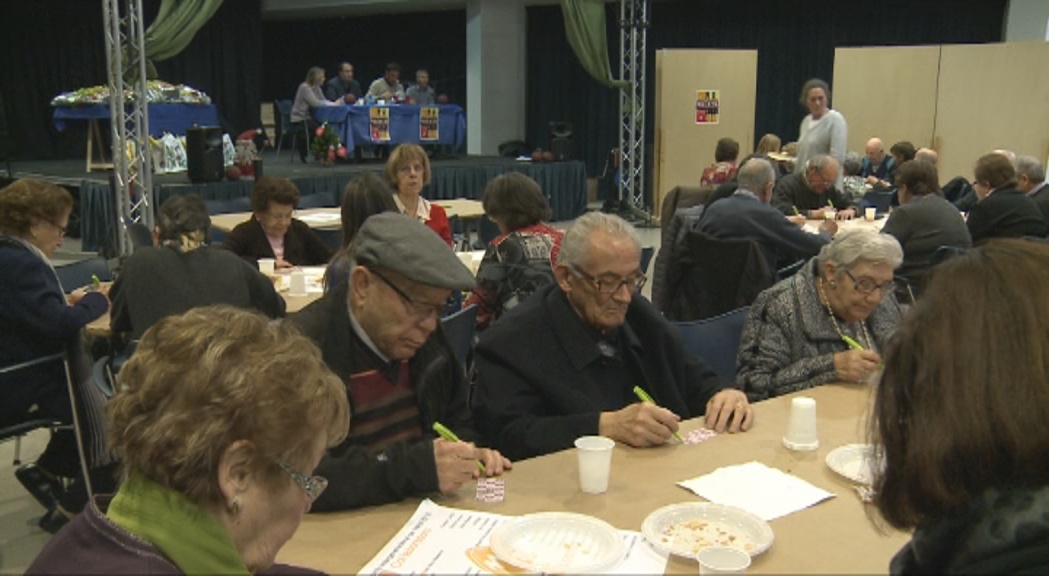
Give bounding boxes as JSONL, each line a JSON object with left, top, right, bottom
{"left": 310, "top": 122, "right": 348, "bottom": 164}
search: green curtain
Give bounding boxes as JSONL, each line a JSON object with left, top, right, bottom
{"left": 560, "top": 0, "right": 629, "bottom": 89}
{"left": 145, "top": 0, "right": 225, "bottom": 61}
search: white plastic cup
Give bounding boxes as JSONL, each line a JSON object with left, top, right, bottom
{"left": 865, "top": 207, "right": 876, "bottom": 221}
{"left": 575, "top": 436, "right": 615, "bottom": 494}
{"left": 823, "top": 209, "right": 837, "bottom": 221}
{"left": 290, "top": 271, "right": 307, "bottom": 296}
{"left": 697, "top": 546, "right": 751, "bottom": 574}
{"left": 257, "top": 258, "right": 276, "bottom": 275}
{"left": 782, "top": 396, "right": 819, "bottom": 451}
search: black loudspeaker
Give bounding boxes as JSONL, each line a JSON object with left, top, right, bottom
{"left": 186, "top": 126, "right": 224, "bottom": 183}
{"left": 548, "top": 121, "right": 574, "bottom": 161}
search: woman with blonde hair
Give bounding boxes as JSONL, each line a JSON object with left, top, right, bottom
{"left": 386, "top": 143, "right": 452, "bottom": 246}
{"left": 29, "top": 306, "right": 350, "bottom": 574}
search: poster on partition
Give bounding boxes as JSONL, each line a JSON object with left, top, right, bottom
{"left": 695, "top": 90, "right": 720, "bottom": 124}
{"left": 420, "top": 107, "right": 439, "bottom": 141}
{"left": 370, "top": 107, "right": 390, "bottom": 142}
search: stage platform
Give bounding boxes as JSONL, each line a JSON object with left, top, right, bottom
{"left": 3, "top": 152, "right": 588, "bottom": 255}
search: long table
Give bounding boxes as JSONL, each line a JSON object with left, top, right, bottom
{"left": 313, "top": 104, "right": 466, "bottom": 153}
{"left": 277, "top": 385, "right": 910, "bottom": 574}
{"left": 209, "top": 200, "right": 486, "bottom": 233}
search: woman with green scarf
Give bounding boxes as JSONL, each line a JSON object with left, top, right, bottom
{"left": 28, "top": 306, "right": 350, "bottom": 574}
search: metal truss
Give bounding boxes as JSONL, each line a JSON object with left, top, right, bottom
{"left": 617, "top": 0, "right": 649, "bottom": 218}
{"left": 103, "top": 0, "right": 153, "bottom": 257}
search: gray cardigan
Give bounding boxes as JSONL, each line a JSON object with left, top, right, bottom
{"left": 736, "top": 260, "right": 902, "bottom": 401}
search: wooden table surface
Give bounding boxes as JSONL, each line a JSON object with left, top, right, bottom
{"left": 277, "top": 384, "right": 910, "bottom": 574}
{"left": 210, "top": 200, "right": 486, "bottom": 233}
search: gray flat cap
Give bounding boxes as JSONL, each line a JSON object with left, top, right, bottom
{"left": 352, "top": 212, "right": 475, "bottom": 290}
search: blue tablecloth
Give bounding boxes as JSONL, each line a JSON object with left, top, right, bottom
{"left": 313, "top": 104, "right": 466, "bottom": 153}
{"left": 52, "top": 103, "right": 220, "bottom": 137}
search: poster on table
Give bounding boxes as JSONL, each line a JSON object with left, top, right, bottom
{"left": 370, "top": 107, "right": 391, "bottom": 142}
{"left": 420, "top": 107, "right": 440, "bottom": 141}
{"left": 695, "top": 90, "right": 720, "bottom": 125}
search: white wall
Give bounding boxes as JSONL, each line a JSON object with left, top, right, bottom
{"left": 466, "top": 0, "right": 526, "bottom": 155}
{"left": 1004, "top": 0, "right": 1049, "bottom": 41}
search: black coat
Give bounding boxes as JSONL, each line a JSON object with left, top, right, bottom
{"left": 473, "top": 284, "right": 728, "bottom": 461}
{"left": 222, "top": 216, "right": 333, "bottom": 267}
{"left": 966, "top": 188, "right": 1048, "bottom": 244}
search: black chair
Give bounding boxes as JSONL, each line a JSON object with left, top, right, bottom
{"left": 273, "top": 99, "right": 310, "bottom": 162}
{"left": 206, "top": 196, "right": 253, "bottom": 244}
{"left": 297, "top": 192, "right": 336, "bottom": 209}
{"left": 861, "top": 189, "right": 896, "bottom": 214}
{"left": 665, "top": 231, "right": 772, "bottom": 322}
{"left": 55, "top": 257, "right": 112, "bottom": 292}
{"left": 640, "top": 246, "right": 655, "bottom": 275}
{"left": 440, "top": 304, "right": 479, "bottom": 374}
{"left": 0, "top": 352, "right": 93, "bottom": 496}
{"left": 313, "top": 228, "right": 343, "bottom": 253}
{"left": 674, "top": 306, "right": 750, "bottom": 382}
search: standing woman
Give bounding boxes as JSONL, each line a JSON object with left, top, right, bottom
{"left": 291, "top": 66, "right": 340, "bottom": 162}
{"left": 0, "top": 178, "right": 113, "bottom": 532}
{"left": 794, "top": 78, "right": 847, "bottom": 190}
{"left": 386, "top": 143, "right": 452, "bottom": 246}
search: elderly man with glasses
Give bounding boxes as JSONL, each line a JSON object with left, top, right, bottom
{"left": 291, "top": 213, "right": 511, "bottom": 512}
{"left": 472, "top": 212, "right": 752, "bottom": 461}
{"left": 773, "top": 154, "right": 857, "bottom": 220}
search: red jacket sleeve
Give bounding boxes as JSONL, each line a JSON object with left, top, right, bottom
{"left": 426, "top": 204, "right": 453, "bottom": 247}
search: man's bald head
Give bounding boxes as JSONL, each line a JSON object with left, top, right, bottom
{"left": 865, "top": 138, "right": 885, "bottom": 164}
{"left": 915, "top": 148, "right": 938, "bottom": 165}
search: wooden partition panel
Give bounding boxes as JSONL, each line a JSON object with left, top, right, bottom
{"left": 832, "top": 45, "right": 940, "bottom": 157}
{"left": 935, "top": 42, "right": 1049, "bottom": 181}
{"left": 654, "top": 49, "right": 757, "bottom": 220}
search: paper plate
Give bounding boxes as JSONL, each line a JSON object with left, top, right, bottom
{"left": 489, "top": 512, "right": 626, "bottom": 573}
{"left": 641, "top": 502, "right": 773, "bottom": 558}
{"left": 826, "top": 443, "right": 880, "bottom": 485}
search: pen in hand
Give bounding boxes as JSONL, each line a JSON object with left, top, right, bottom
{"left": 632, "top": 386, "right": 684, "bottom": 442}
{"left": 432, "top": 421, "right": 486, "bottom": 472}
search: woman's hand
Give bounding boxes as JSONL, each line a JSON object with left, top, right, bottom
{"left": 834, "top": 349, "right": 882, "bottom": 382}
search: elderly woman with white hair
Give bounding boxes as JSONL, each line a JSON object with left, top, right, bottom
{"left": 736, "top": 229, "right": 903, "bottom": 401}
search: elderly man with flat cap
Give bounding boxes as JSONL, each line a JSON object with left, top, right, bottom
{"left": 292, "top": 213, "right": 511, "bottom": 511}
{"left": 472, "top": 212, "right": 753, "bottom": 462}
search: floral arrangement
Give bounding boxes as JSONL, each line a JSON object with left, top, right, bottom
{"left": 310, "top": 122, "right": 348, "bottom": 163}
{"left": 51, "top": 80, "right": 211, "bottom": 106}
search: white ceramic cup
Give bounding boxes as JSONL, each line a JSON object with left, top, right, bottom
{"left": 290, "top": 271, "right": 307, "bottom": 296}
{"left": 782, "top": 396, "right": 819, "bottom": 451}
{"left": 824, "top": 209, "right": 837, "bottom": 221}
{"left": 257, "top": 258, "right": 276, "bottom": 275}
{"left": 865, "top": 207, "right": 876, "bottom": 221}
{"left": 697, "top": 546, "right": 751, "bottom": 575}
{"left": 575, "top": 436, "right": 615, "bottom": 494}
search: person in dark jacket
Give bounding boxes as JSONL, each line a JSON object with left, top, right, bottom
{"left": 110, "top": 194, "right": 285, "bottom": 340}
{"left": 27, "top": 306, "right": 349, "bottom": 575}
{"left": 773, "top": 154, "right": 857, "bottom": 219}
{"left": 0, "top": 178, "right": 112, "bottom": 531}
{"left": 223, "top": 176, "right": 334, "bottom": 268}
{"left": 871, "top": 239, "right": 1049, "bottom": 574}
{"left": 1015, "top": 154, "right": 1049, "bottom": 224}
{"left": 966, "top": 152, "right": 1048, "bottom": 244}
{"left": 322, "top": 173, "right": 398, "bottom": 292}
{"left": 473, "top": 212, "right": 752, "bottom": 462}
{"left": 290, "top": 213, "right": 511, "bottom": 511}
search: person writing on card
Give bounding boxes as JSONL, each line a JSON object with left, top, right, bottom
{"left": 473, "top": 212, "right": 752, "bottom": 461}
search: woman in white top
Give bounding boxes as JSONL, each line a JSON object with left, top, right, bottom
{"left": 794, "top": 78, "right": 847, "bottom": 190}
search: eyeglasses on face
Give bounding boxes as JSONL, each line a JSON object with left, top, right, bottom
{"left": 844, "top": 269, "right": 894, "bottom": 296}
{"left": 570, "top": 266, "right": 647, "bottom": 295}
{"left": 49, "top": 221, "right": 68, "bottom": 237}
{"left": 369, "top": 268, "right": 445, "bottom": 321}
{"left": 277, "top": 460, "right": 327, "bottom": 502}
{"left": 262, "top": 210, "right": 294, "bottom": 223}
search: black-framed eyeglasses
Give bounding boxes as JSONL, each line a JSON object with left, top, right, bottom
{"left": 277, "top": 460, "right": 328, "bottom": 502}
{"left": 50, "top": 221, "right": 68, "bottom": 237}
{"left": 844, "top": 269, "right": 894, "bottom": 296}
{"left": 570, "top": 266, "right": 647, "bottom": 295}
{"left": 369, "top": 268, "right": 445, "bottom": 321}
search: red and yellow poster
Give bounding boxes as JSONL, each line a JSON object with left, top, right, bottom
{"left": 419, "top": 107, "right": 439, "bottom": 141}
{"left": 696, "top": 90, "right": 720, "bottom": 125}
{"left": 370, "top": 107, "right": 390, "bottom": 142}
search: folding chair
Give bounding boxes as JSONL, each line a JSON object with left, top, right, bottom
{"left": 440, "top": 304, "right": 479, "bottom": 374}
{"left": 674, "top": 306, "right": 750, "bottom": 383}
{"left": 274, "top": 99, "right": 310, "bottom": 162}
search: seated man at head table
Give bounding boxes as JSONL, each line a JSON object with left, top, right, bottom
{"left": 406, "top": 69, "right": 436, "bottom": 106}
{"left": 110, "top": 194, "right": 285, "bottom": 340}
{"left": 772, "top": 154, "right": 858, "bottom": 220}
{"left": 367, "top": 62, "right": 407, "bottom": 102}
{"left": 290, "top": 213, "right": 511, "bottom": 511}
{"left": 324, "top": 61, "right": 362, "bottom": 104}
{"left": 860, "top": 137, "right": 896, "bottom": 188}
{"left": 472, "top": 212, "right": 753, "bottom": 462}
{"left": 698, "top": 157, "right": 834, "bottom": 274}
